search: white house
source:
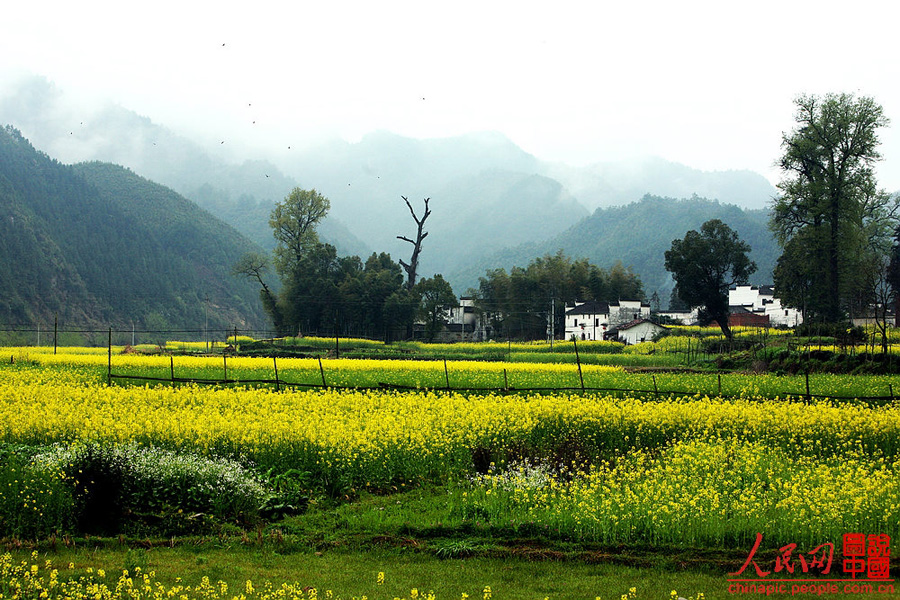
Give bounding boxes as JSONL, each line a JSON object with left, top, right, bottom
{"left": 728, "top": 285, "right": 803, "bottom": 327}
{"left": 564, "top": 300, "right": 651, "bottom": 341}
{"left": 607, "top": 319, "right": 667, "bottom": 345}
{"left": 655, "top": 307, "right": 701, "bottom": 324}
{"left": 610, "top": 300, "right": 651, "bottom": 324}
{"left": 565, "top": 301, "right": 609, "bottom": 340}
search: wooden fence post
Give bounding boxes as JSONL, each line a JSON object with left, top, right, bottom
{"left": 573, "top": 340, "right": 585, "bottom": 392}
{"left": 444, "top": 359, "right": 450, "bottom": 390}
{"left": 318, "top": 357, "right": 327, "bottom": 387}
{"left": 107, "top": 327, "right": 112, "bottom": 385}
{"left": 274, "top": 356, "right": 280, "bottom": 392}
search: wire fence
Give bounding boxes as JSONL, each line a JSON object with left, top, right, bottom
{"left": 97, "top": 344, "right": 900, "bottom": 407}
{"left": 4, "top": 324, "right": 899, "bottom": 405}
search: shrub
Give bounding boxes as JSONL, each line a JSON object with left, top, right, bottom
{"left": 32, "top": 442, "right": 270, "bottom": 535}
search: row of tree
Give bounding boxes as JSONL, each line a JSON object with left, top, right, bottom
{"left": 241, "top": 93, "right": 899, "bottom": 344}
{"left": 235, "top": 189, "right": 458, "bottom": 341}
{"left": 236, "top": 187, "right": 649, "bottom": 342}
{"left": 474, "top": 252, "right": 645, "bottom": 340}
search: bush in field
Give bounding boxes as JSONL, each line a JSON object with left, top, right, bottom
{"left": 32, "top": 442, "right": 270, "bottom": 535}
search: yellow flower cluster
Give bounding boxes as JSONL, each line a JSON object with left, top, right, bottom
{"left": 9, "top": 345, "right": 900, "bottom": 399}
{"left": 1, "top": 348, "right": 624, "bottom": 391}
{"left": 467, "top": 438, "right": 900, "bottom": 547}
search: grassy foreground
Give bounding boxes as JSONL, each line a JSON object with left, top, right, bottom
{"left": 4, "top": 546, "right": 720, "bottom": 600}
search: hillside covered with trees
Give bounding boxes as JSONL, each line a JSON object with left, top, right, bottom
{"left": 451, "top": 195, "right": 779, "bottom": 299}
{"left": 0, "top": 126, "right": 268, "bottom": 336}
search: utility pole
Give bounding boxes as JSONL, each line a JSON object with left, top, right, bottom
{"left": 547, "top": 297, "right": 556, "bottom": 348}
{"left": 204, "top": 294, "right": 209, "bottom": 352}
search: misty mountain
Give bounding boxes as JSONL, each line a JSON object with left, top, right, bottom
{"left": 0, "top": 126, "right": 268, "bottom": 331}
{"left": 2, "top": 74, "right": 783, "bottom": 296}
{"left": 0, "top": 75, "right": 369, "bottom": 257}
{"left": 450, "top": 195, "right": 779, "bottom": 300}
{"left": 278, "top": 130, "right": 579, "bottom": 274}
{"left": 544, "top": 157, "right": 777, "bottom": 211}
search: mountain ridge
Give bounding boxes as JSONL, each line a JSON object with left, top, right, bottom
{"left": 449, "top": 194, "right": 779, "bottom": 299}
{"left": 0, "top": 125, "right": 268, "bottom": 334}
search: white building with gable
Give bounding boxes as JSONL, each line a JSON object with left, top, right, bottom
{"left": 564, "top": 300, "right": 651, "bottom": 341}
{"left": 728, "top": 285, "right": 803, "bottom": 327}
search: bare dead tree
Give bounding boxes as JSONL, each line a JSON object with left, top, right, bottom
{"left": 232, "top": 252, "right": 283, "bottom": 332}
{"left": 397, "top": 196, "right": 431, "bottom": 291}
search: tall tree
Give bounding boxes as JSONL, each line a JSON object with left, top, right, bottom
{"left": 270, "top": 187, "right": 330, "bottom": 276}
{"left": 397, "top": 196, "right": 431, "bottom": 291}
{"left": 771, "top": 93, "right": 895, "bottom": 322}
{"left": 664, "top": 219, "right": 756, "bottom": 340}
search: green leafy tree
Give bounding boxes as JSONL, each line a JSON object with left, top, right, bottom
{"left": 383, "top": 288, "right": 419, "bottom": 342}
{"left": 270, "top": 188, "right": 330, "bottom": 276}
{"left": 664, "top": 219, "right": 756, "bottom": 340}
{"left": 771, "top": 93, "right": 896, "bottom": 322}
{"left": 415, "top": 274, "right": 458, "bottom": 342}
{"left": 357, "top": 253, "right": 406, "bottom": 338}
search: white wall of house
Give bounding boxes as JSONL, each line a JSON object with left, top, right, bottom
{"left": 729, "top": 286, "right": 761, "bottom": 307}
{"left": 729, "top": 285, "right": 803, "bottom": 327}
{"left": 565, "top": 303, "right": 609, "bottom": 341}
{"left": 614, "top": 321, "right": 666, "bottom": 345}
{"left": 564, "top": 299, "right": 650, "bottom": 340}
{"left": 610, "top": 300, "right": 650, "bottom": 326}
{"left": 656, "top": 308, "right": 700, "bottom": 324}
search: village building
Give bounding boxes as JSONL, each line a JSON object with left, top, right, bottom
{"left": 655, "top": 307, "right": 701, "bottom": 325}
{"left": 728, "top": 285, "right": 803, "bottom": 327}
{"left": 850, "top": 308, "right": 896, "bottom": 328}
{"left": 564, "top": 300, "right": 651, "bottom": 341}
{"left": 443, "top": 297, "right": 496, "bottom": 341}
{"left": 606, "top": 318, "right": 667, "bottom": 345}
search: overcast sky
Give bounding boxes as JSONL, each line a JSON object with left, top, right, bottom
{"left": 3, "top": 0, "right": 900, "bottom": 188}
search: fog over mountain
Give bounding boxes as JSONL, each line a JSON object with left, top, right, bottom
{"left": 545, "top": 157, "right": 776, "bottom": 211}
{"left": 1, "top": 74, "right": 781, "bottom": 295}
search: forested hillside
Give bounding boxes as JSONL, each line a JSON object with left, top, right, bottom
{"left": 0, "top": 126, "right": 268, "bottom": 333}
{"left": 451, "top": 195, "right": 778, "bottom": 300}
